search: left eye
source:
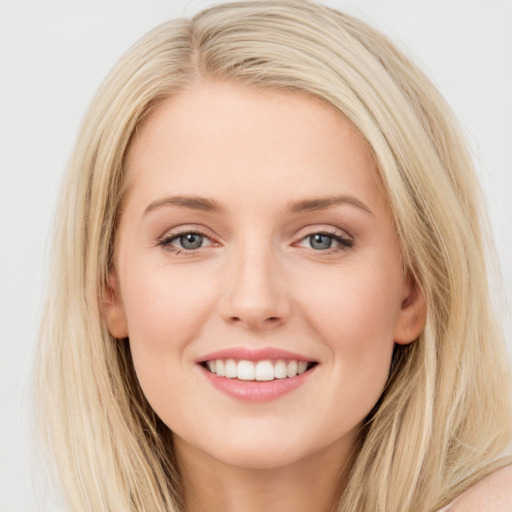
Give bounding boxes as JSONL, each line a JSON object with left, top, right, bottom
{"left": 298, "top": 232, "right": 353, "bottom": 251}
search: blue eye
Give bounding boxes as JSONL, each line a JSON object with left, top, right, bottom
{"left": 308, "top": 234, "right": 334, "bottom": 250}
{"left": 300, "top": 231, "right": 353, "bottom": 252}
{"left": 158, "top": 231, "right": 212, "bottom": 253}
{"left": 177, "top": 233, "right": 204, "bottom": 250}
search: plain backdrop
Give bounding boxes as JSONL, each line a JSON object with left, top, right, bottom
{"left": 1, "top": 1, "right": 511, "bottom": 510}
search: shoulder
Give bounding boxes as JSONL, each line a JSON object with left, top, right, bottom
{"left": 448, "top": 464, "right": 512, "bottom": 511}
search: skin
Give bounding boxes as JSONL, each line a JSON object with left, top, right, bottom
{"left": 105, "top": 81, "right": 427, "bottom": 512}
{"left": 450, "top": 465, "right": 512, "bottom": 511}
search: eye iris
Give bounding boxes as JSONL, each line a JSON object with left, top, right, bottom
{"left": 179, "top": 233, "right": 203, "bottom": 250}
{"left": 310, "top": 234, "right": 332, "bottom": 250}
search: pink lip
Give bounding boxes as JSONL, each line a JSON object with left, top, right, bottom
{"left": 195, "top": 347, "right": 318, "bottom": 402}
{"left": 195, "top": 346, "right": 316, "bottom": 363}
{"left": 199, "top": 364, "right": 317, "bottom": 402}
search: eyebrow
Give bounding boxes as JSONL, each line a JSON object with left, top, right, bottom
{"left": 143, "top": 194, "right": 373, "bottom": 216}
{"left": 144, "top": 196, "right": 225, "bottom": 215}
{"left": 286, "top": 195, "right": 373, "bottom": 215}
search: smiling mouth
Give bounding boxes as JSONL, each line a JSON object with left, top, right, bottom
{"left": 200, "top": 359, "right": 318, "bottom": 381}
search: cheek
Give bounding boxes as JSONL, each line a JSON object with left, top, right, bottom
{"left": 122, "top": 262, "right": 216, "bottom": 341}
{"left": 119, "top": 263, "right": 218, "bottom": 395}
{"left": 295, "top": 264, "right": 402, "bottom": 399}
{"left": 298, "top": 266, "right": 402, "bottom": 344}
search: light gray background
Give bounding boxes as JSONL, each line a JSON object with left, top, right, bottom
{"left": 1, "top": 1, "right": 511, "bottom": 510}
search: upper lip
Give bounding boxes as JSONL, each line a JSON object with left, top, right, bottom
{"left": 196, "top": 347, "right": 318, "bottom": 363}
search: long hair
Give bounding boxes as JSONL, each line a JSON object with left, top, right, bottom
{"left": 35, "top": 1, "right": 512, "bottom": 510}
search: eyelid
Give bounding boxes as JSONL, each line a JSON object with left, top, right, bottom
{"left": 158, "top": 224, "right": 216, "bottom": 241}
{"left": 295, "top": 225, "right": 353, "bottom": 242}
{"left": 293, "top": 226, "right": 354, "bottom": 252}
{"left": 157, "top": 226, "right": 219, "bottom": 253}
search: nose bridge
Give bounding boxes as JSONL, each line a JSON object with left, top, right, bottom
{"left": 221, "top": 235, "right": 289, "bottom": 329}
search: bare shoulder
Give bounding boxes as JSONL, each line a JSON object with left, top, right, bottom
{"left": 449, "top": 464, "right": 512, "bottom": 511}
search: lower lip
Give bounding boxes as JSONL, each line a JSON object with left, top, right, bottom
{"left": 199, "top": 365, "right": 316, "bottom": 402}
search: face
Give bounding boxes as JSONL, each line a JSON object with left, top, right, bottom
{"left": 105, "top": 81, "right": 425, "bottom": 471}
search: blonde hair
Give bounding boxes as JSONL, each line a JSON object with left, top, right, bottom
{"left": 35, "top": 1, "right": 512, "bottom": 510}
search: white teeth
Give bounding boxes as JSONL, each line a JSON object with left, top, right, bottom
{"left": 255, "top": 361, "right": 274, "bottom": 381}
{"left": 216, "top": 360, "right": 225, "bottom": 377}
{"left": 274, "top": 359, "right": 287, "bottom": 379}
{"left": 204, "top": 358, "right": 313, "bottom": 381}
{"left": 237, "top": 360, "right": 256, "bottom": 380}
{"left": 286, "top": 360, "right": 298, "bottom": 378}
{"left": 225, "top": 359, "right": 237, "bottom": 379}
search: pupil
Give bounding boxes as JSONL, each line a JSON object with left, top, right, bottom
{"left": 180, "top": 233, "right": 203, "bottom": 250}
{"left": 310, "top": 234, "right": 332, "bottom": 250}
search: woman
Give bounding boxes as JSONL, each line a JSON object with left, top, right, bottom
{"left": 35, "top": 1, "right": 512, "bottom": 510}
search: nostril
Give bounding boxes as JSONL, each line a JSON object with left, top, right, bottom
{"left": 228, "top": 315, "right": 281, "bottom": 326}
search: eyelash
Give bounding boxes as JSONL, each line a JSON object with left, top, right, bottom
{"left": 157, "top": 230, "right": 215, "bottom": 256}
{"left": 297, "top": 230, "right": 354, "bottom": 253}
{"left": 157, "top": 229, "right": 354, "bottom": 256}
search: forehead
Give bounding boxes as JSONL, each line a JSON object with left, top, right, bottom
{"left": 125, "top": 81, "right": 383, "bottom": 213}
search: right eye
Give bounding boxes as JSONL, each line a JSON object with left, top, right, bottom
{"left": 158, "top": 230, "right": 214, "bottom": 255}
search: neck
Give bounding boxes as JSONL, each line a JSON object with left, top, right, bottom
{"left": 175, "top": 436, "right": 355, "bottom": 512}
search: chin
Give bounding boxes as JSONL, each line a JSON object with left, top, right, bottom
{"left": 210, "top": 443, "right": 306, "bottom": 470}
{"left": 177, "top": 425, "right": 313, "bottom": 470}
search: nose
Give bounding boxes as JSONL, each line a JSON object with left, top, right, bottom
{"left": 219, "top": 243, "right": 291, "bottom": 331}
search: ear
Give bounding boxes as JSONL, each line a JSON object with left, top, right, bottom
{"left": 394, "top": 277, "right": 427, "bottom": 345}
{"left": 102, "top": 268, "right": 128, "bottom": 339}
